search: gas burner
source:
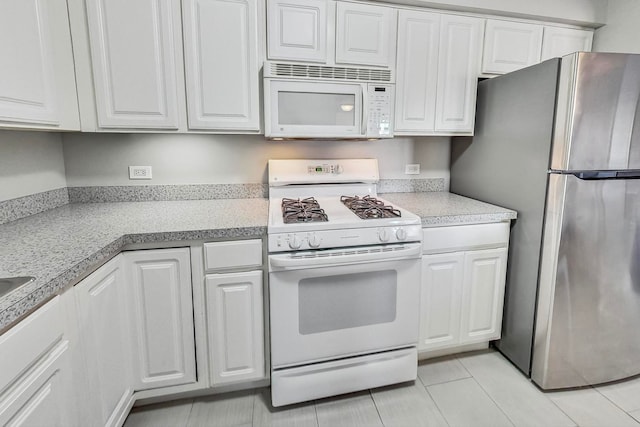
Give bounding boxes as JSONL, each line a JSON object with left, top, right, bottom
{"left": 282, "top": 197, "right": 329, "bottom": 223}
{"left": 340, "top": 195, "right": 401, "bottom": 219}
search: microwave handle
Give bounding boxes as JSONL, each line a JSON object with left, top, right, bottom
{"left": 361, "top": 86, "right": 367, "bottom": 136}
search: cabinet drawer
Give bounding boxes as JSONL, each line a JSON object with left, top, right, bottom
{"left": 423, "top": 222, "right": 509, "bottom": 254}
{"left": 0, "top": 296, "right": 63, "bottom": 393}
{"left": 204, "top": 239, "right": 263, "bottom": 271}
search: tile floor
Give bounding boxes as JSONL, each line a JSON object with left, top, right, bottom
{"left": 124, "top": 349, "right": 640, "bottom": 427}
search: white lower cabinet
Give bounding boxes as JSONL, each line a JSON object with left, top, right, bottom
{"left": 2, "top": 239, "right": 266, "bottom": 426}
{"left": 0, "top": 297, "right": 73, "bottom": 426}
{"left": 205, "top": 270, "right": 265, "bottom": 385}
{"left": 124, "top": 248, "right": 197, "bottom": 391}
{"left": 419, "top": 224, "right": 509, "bottom": 354}
{"left": 419, "top": 252, "right": 464, "bottom": 350}
{"left": 460, "top": 248, "right": 508, "bottom": 343}
{"left": 74, "top": 255, "right": 134, "bottom": 427}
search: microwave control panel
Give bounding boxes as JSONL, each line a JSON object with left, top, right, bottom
{"left": 366, "top": 84, "right": 394, "bottom": 138}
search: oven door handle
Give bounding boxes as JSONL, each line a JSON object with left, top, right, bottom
{"left": 269, "top": 243, "right": 422, "bottom": 270}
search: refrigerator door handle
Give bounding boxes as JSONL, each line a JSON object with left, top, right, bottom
{"left": 549, "top": 169, "right": 640, "bottom": 180}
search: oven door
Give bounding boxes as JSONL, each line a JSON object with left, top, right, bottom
{"left": 269, "top": 243, "right": 421, "bottom": 368}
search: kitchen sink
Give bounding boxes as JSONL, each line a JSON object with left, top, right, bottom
{"left": 0, "top": 277, "right": 35, "bottom": 298}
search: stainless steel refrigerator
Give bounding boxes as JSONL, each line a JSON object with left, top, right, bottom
{"left": 451, "top": 52, "right": 640, "bottom": 389}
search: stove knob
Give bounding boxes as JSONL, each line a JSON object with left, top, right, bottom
{"left": 308, "top": 233, "right": 322, "bottom": 248}
{"left": 335, "top": 164, "right": 344, "bottom": 174}
{"left": 396, "top": 228, "right": 407, "bottom": 241}
{"left": 378, "top": 229, "right": 391, "bottom": 242}
{"left": 288, "top": 234, "right": 302, "bottom": 249}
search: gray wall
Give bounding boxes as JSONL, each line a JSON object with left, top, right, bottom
{"left": 61, "top": 133, "right": 451, "bottom": 188}
{"left": 593, "top": 0, "right": 640, "bottom": 53}
{"left": 0, "top": 131, "right": 67, "bottom": 201}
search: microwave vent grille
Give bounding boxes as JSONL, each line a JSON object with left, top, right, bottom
{"left": 268, "top": 62, "right": 393, "bottom": 82}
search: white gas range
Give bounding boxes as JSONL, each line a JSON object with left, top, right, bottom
{"left": 267, "top": 159, "right": 423, "bottom": 407}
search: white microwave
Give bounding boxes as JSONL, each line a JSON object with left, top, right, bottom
{"left": 264, "top": 62, "right": 395, "bottom": 139}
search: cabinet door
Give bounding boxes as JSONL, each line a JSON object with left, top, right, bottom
{"left": 267, "top": 0, "right": 327, "bottom": 62}
{"left": 125, "top": 248, "right": 196, "bottom": 391}
{"left": 460, "top": 248, "right": 508, "bottom": 344}
{"left": 86, "top": 0, "right": 182, "bottom": 129}
{"left": 0, "top": 297, "right": 73, "bottom": 426}
{"left": 75, "top": 256, "right": 133, "bottom": 427}
{"left": 205, "top": 271, "right": 265, "bottom": 385}
{"left": 541, "top": 27, "right": 593, "bottom": 61}
{"left": 394, "top": 10, "right": 439, "bottom": 132}
{"left": 419, "top": 253, "right": 464, "bottom": 352}
{"left": 482, "top": 19, "right": 543, "bottom": 74}
{"left": 0, "top": 0, "right": 79, "bottom": 130}
{"left": 435, "top": 14, "right": 483, "bottom": 132}
{"left": 335, "top": 2, "right": 397, "bottom": 67}
{"left": 0, "top": 343, "right": 71, "bottom": 427}
{"left": 183, "top": 0, "right": 261, "bottom": 130}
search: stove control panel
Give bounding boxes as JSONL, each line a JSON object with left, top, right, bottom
{"left": 307, "top": 164, "right": 343, "bottom": 174}
{"left": 269, "top": 225, "right": 422, "bottom": 252}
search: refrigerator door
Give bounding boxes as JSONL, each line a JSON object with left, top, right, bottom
{"left": 533, "top": 173, "right": 640, "bottom": 389}
{"left": 551, "top": 52, "right": 640, "bottom": 171}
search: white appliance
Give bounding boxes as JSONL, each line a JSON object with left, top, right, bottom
{"left": 267, "top": 159, "right": 422, "bottom": 407}
{"left": 264, "top": 61, "right": 395, "bottom": 139}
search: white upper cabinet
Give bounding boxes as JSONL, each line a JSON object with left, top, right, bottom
{"left": 541, "top": 26, "right": 593, "bottom": 61}
{"left": 482, "top": 19, "right": 543, "bottom": 74}
{"left": 0, "top": 0, "right": 79, "bottom": 130}
{"left": 394, "top": 10, "right": 440, "bottom": 132}
{"left": 183, "top": 0, "right": 261, "bottom": 131}
{"left": 435, "top": 14, "right": 483, "bottom": 133}
{"left": 335, "top": 2, "right": 397, "bottom": 68}
{"left": 85, "top": 0, "right": 183, "bottom": 129}
{"left": 268, "top": 0, "right": 328, "bottom": 62}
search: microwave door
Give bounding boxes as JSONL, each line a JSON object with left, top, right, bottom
{"left": 266, "top": 80, "right": 363, "bottom": 138}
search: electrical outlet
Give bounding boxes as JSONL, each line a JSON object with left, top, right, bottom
{"left": 129, "top": 166, "right": 152, "bottom": 180}
{"left": 405, "top": 164, "right": 420, "bottom": 175}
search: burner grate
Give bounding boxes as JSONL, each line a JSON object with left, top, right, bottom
{"left": 340, "top": 195, "right": 401, "bottom": 219}
{"left": 282, "top": 197, "right": 329, "bottom": 223}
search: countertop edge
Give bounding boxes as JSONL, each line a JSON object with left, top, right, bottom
{"left": 0, "top": 226, "right": 267, "bottom": 332}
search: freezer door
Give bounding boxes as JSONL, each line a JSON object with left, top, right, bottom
{"left": 552, "top": 52, "right": 640, "bottom": 171}
{"left": 533, "top": 173, "right": 640, "bottom": 389}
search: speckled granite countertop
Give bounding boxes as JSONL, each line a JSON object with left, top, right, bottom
{"left": 381, "top": 192, "right": 516, "bottom": 227}
{"left": 0, "top": 199, "right": 268, "bottom": 331}
{"left": 0, "top": 192, "right": 516, "bottom": 331}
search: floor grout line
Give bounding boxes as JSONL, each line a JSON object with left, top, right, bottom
{"left": 422, "top": 381, "right": 452, "bottom": 427}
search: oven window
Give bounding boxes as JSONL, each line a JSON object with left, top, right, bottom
{"left": 298, "top": 270, "right": 397, "bottom": 335}
{"left": 278, "top": 92, "right": 356, "bottom": 126}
